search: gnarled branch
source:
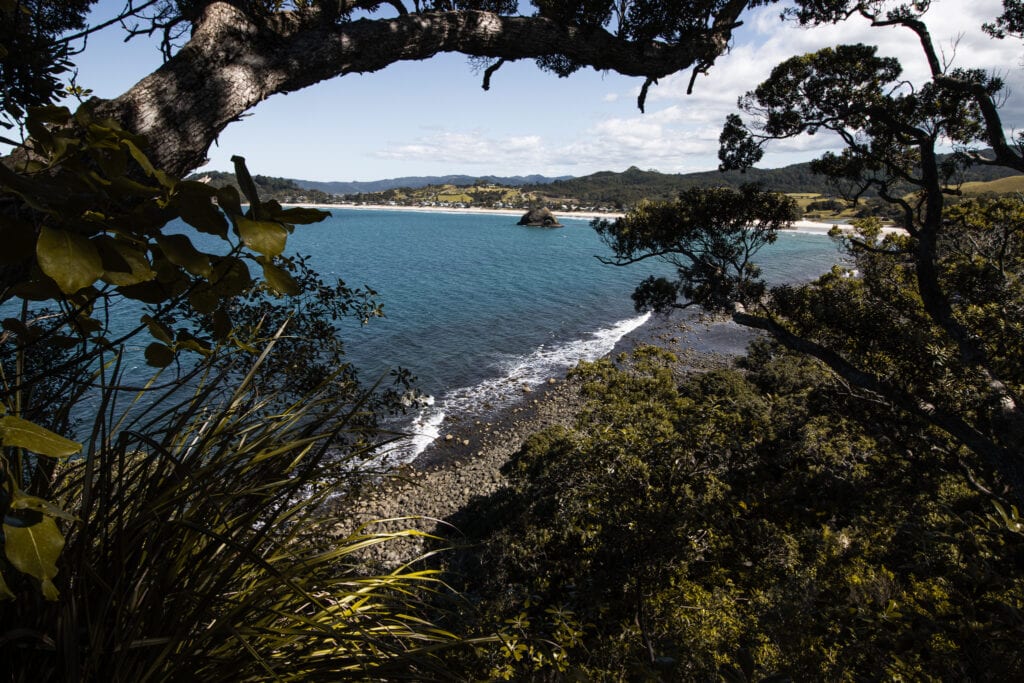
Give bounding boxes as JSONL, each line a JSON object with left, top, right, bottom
{"left": 93, "top": 1, "right": 751, "bottom": 176}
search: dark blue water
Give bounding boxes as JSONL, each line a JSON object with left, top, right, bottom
{"left": 36, "top": 208, "right": 841, "bottom": 463}
{"left": 271, "top": 209, "right": 843, "bottom": 462}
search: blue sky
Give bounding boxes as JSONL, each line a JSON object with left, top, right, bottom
{"left": 47, "top": 0, "right": 1024, "bottom": 181}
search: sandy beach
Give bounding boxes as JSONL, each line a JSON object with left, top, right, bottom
{"left": 336, "top": 311, "right": 746, "bottom": 568}
{"left": 295, "top": 202, "right": 906, "bottom": 235}
{"left": 298, "top": 202, "right": 624, "bottom": 222}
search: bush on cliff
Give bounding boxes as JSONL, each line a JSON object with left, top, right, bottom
{"left": 444, "top": 342, "right": 1024, "bottom": 680}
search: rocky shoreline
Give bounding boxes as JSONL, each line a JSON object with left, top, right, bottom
{"left": 334, "top": 311, "right": 755, "bottom": 567}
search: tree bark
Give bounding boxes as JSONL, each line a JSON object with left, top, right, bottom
{"left": 93, "top": 1, "right": 749, "bottom": 177}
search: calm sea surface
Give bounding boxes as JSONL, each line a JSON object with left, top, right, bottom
{"left": 269, "top": 209, "right": 843, "bottom": 462}
{"left": 85, "top": 208, "right": 842, "bottom": 463}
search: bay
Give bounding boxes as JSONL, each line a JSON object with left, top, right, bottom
{"left": 27, "top": 208, "right": 844, "bottom": 463}
{"left": 278, "top": 209, "right": 844, "bottom": 463}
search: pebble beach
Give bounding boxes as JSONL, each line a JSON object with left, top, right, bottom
{"left": 335, "top": 310, "right": 749, "bottom": 568}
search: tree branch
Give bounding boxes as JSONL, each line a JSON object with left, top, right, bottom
{"left": 91, "top": 2, "right": 749, "bottom": 176}
{"left": 733, "top": 310, "right": 1024, "bottom": 504}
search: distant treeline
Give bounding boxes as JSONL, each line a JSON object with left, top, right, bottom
{"left": 193, "top": 153, "right": 1022, "bottom": 211}
{"left": 190, "top": 171, "right": 340, "bottom": 204}
{"left": 524, "top": 157, "right": 1022, "bottom": 206}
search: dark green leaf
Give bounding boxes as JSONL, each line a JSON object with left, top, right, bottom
{"left": 36, "top": 226, "right": 104, "bottom": 294}
{"left": 144, "top": 342, "right": 175, "bottom": 368}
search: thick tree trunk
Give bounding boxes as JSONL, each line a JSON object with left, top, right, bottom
{"left": 93, "top": 1, "right": 748, "bottom": 177}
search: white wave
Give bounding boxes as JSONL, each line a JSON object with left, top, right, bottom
{"left": 375, "top": 313, "right": 651, "bottom": 467}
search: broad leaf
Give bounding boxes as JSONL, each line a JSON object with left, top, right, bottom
{"left": 0, "top": 415, "right": 81, "bottom": 458}
{"left": 217, "top": 185, "right": 243, "bottom": 216}
{"left": 209, "top": 257, "right": 252, "bottom": 297}
{"left": 156, "top": 234, "right": 212, "bottom": 278}
{"left": 232, "top": 154, "right": 261, "bottom": 209}
{"left": 141, "top": 314, "right": 174, "bottom": 344}
{"left": 97, "top": 237, "right": 156, "bottom": 286}
{"left": 262, "top": 261, "right": 300, "bottom": 296}
{"left": 0, "top": 567, "right": 15, "bottom": 600}
{"left": 144, "top": 342, "right": 175, "bottom": 368}
{"left": 3, "top": 514, "right": 64, "bottom": 601}
{"left": 237, "top": 217, "right": 288, "bottom": 257}
{"left": 9, "top": 490, "right": 77, "bottom": 522}
{"left": 36, "top": 226, "right": 104, "bottom": 294}
{"left": 175, "top": 182, "right": 229, "bottom": 237}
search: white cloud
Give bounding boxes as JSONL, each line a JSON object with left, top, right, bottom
{"left": 376, "top": 130, "right": 546, "bottom": 169}
{"left": 580, "top": 0, "right": 1024, "bottom": 172}
{"left": 369, "top": 1, "right": 1024, "bottom": 176}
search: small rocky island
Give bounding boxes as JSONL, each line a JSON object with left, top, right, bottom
{"left": 517, "top": 206, "right": 563, "bottom": 227}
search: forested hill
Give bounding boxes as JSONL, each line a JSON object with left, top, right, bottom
{"left": 190, "top": 171, "right": 339, "bottom": 204}
{"left": 525, "top": 157, "right": 1022, "bottom": 206}
{"left": 295, "top": 174, "right": 571, "bottom": 195}
{"left": 193, "top": 154, "right": 1022, "bottom": 209}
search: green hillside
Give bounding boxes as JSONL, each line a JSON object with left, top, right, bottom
{"left": 190, "top": 171, "right": 340, "bottom": 205}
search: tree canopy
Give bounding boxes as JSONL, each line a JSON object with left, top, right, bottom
{"left": 3, "top": 0, "right": 788, "bottom": 176}
{"left": 596, "top": 0, "right": 1024, "bottom": 505}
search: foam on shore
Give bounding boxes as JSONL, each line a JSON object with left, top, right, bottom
{"left": 372, "top": 313, "right": 651, "bottom": 467}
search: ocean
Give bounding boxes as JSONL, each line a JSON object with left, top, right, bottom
{"left": 35, "top": 208, "right": 842, "bottom": 463}
{"left": 267, "top": 208, "right": 844, "bottom": 464}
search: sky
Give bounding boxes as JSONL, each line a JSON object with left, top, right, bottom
{"left": 43, "top": 0, "right": 1024, "bottom": 181}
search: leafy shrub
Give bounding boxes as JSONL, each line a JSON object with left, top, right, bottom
{"left": 446, "top": 345, "right": 1024, "bottom": 680}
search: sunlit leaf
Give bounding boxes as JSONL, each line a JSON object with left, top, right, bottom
{"left": 155, "top": 234, "right": 212, "bottom": 278}
{"left": 36, "top": 226, "right": 104, "bottom": 294}
{"left": 262, "top": 261, "right": 300, "bottom": 295}
{"left": 97, "top": 237, "right": 156, "bottom": 286}
{"left": 3, "top": 514, "right": 64, "bottom": 601}
{"left": 9, "top": 490, "right": 77, "bottom": 522}
{"left": 0, "top": 415, "right": 81, "bottom": 458}
{"left": 142, "top": 314, "right": 174, "bottom": 344}
{"left": 237, "top": 217, "right": 288, "bottom": 257}
{"left": 121, "top": 138, "right": 157, "bottom": 178}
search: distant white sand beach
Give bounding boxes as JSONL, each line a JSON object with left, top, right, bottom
{"left": 296, "top": 203, "right": 907, "bottom": 235}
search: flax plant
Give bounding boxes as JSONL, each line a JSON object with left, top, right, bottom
{"left": 0, "top": 328, "right": 461, "bottom": 681}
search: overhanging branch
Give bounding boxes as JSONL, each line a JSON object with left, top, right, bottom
{"left": 733, "top": 309, "right": 1024, "bottom": 503}
{"left": 90, "top": 1, "right": 750, "bottom": 176}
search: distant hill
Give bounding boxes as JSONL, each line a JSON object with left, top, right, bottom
{"left": 192, "top": 153, "right": 1022, "bottom": 210}
{"left": 188, "top": 171, "right": 339, "bottom": 204}
{"left": 525, "top": 157, "right": 1023, "bottom": 206}
{"left": 294, "top": 174, "right": 571, "bottom": 195}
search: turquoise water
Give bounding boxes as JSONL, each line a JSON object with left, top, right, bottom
{"left": 47, "top": 208, "right": 841, "bottom": 463}
{"left": 272, "top": 209, "right": 843, "bottom": 463}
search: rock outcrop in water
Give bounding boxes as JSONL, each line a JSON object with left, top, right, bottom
{"left": 517, "top": 206, "right": 563, "bottom": 227}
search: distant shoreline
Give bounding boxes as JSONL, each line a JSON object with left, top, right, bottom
{"left": 292, "top": 202, "right": 906, "bottom": 235}
{"left": 296, "top": 202, "right": 623, "bottom": 222}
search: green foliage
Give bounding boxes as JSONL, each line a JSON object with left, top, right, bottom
{"left": 0, "top": 104, "right": 395, "bottom": 607}
{"left": 1, "top": 335, "right": 461, "bottom": 679}
{"left": 446, "top": 344, "right": 1024, "bottom": 679}
{"left": 598, "top": 5, "right": 1024, "bottom": 504}
{"left": 592, "top": 185, "right": 799, "bottom": 312}
{"left": 0, "top": 0, "right": 93, "bottom": 136}
{"left": 0, "top": 105, "right": 460, "bottom": 676}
